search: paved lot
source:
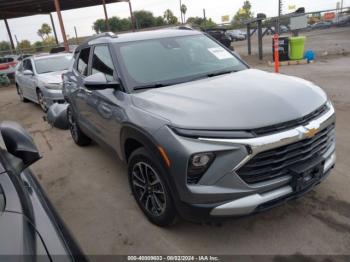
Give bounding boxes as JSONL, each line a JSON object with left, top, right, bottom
{"left": 0, "top": 55, "right": 350, "bottom": 255}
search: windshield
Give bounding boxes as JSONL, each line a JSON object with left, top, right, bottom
{"left": 35, "top": 55, "right": 72, "bottom": 74}
{"left": 114, "top": 34, "right": 247, "bottom": 90}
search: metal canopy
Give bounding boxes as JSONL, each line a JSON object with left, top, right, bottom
{"left": 0, "top": 0, "right": 127, "bottom": 19}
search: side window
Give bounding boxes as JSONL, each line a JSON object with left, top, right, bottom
{"left": 77, "top": 48, "right": 90, "bottom": 76}
{"left": 91, "top": 45, "right": 115, "bottom": 82}
{"left": 23, "top": 59, "right": 33, "bottom": 71}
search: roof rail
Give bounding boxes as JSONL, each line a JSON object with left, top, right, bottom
{"left": 86, "top": 32, "right": 116, "bottom": 42}
{"left": 175, "top": 25, "right": 194, "bottom": 30}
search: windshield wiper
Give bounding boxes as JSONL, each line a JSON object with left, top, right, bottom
{"left": 207, "top": 70, "right": 237, "bottom": 77}
{"left": 133, "top": 83, "right": 170, "bottom": 90}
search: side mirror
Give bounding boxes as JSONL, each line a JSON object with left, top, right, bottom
{"left": 45, "top": 103, "right": 69, "bottom": 130}
{"left": 83, "top": 72, "right": 119, "bottom": 90}
{"left": 0, "top": 121, "right": 41, "bottom": 171}
{"left": 23, "top": 70, "right": 34, "bottom": 76}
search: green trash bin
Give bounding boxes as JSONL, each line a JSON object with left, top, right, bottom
{"left": 289, "top": 36, "right": 305, "bottom": 60}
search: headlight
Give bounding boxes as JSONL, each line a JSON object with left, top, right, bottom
{"left": 44, "top": 83, "right": 62, "bottom": 90}
{"left": 326, "top": 99, "right": 333, "bottom": 109}
{"left": 187, "top": 152, "right": 215, "bottom": 184}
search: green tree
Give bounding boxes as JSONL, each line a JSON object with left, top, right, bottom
{"left": 155, "top": 16, "right": 165, "bottom": 26}
{"left": 0, "top": 41, "right": 11, "bottom": 51}
{"left": 93, "top": 19, "right": 107, "bottom": 33}
{"left": 43, "top": 36, "right": 56, "bottom": 47}
{"left": 163, "top": 9, "right": 178, "bottom": 25}
{"left": 109, "top": 17, "right": 132, "bottom": 32}
{"left": 186, "top": 17, "right": 204, "bottom": 26}
{"left": 134, "top": 10, "right": 157, "bottom": 28}
{"left": 18, "top": 40, "right": 31, "bottom": 50}
{"left": 180, "top": 4, "right": 187, "bottom": 23}
{"left": 231, "top": 1, "right": 254, "bottom": 26}
{"left": 201, "top": 18, "right": 217, "bottom": 30}
{"left": 37, "top": 23, "right": 52, "bottom": 40}
{"left": 34, "top": 41, "right": 44, "bottom": 52}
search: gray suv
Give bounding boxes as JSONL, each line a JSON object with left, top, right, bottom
{"left": 62, "top": 29, "right": 336, "bottom": 226}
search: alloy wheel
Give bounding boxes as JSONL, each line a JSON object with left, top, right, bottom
{"left": 131, "top": 162, "right": 166, "bottom": 216}
{"left": 37, "top": 90, "right": 48, "bottom": 112}
{"left": 68, "top": 107, "right": 79, "bottom": 142}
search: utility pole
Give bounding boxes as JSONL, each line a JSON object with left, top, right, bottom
{"left": 49, "top": 13, "right": 59, "bottom": 45}
{"left": 102, "top": 0, "right": 110, "bottom": 32}
{"left": 340, "top": 0, "right": 344, "bottom": 14}
{"left": 74, "top": 26, "right": 78, "bottom": 44}
{"left": 276, "top": 0, "right": 282, "bottom": 34}
{"left": 179, "top": 0, "right": 183, "bottom": 24}
{"left": 203, "top": 9, "right": 206, "bottom": 30}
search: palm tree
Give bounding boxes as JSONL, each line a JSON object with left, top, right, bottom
{"left": 180, "top": 4, "right": 187, "bottom": 24}
{"left": 164, "top": 9, "right": 178, "bottom": 24}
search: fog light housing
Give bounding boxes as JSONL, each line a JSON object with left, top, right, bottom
{"left": 187, "top": 152, "right": 215, "bottom": 184}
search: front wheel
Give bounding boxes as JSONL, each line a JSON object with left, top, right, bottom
{"left": 36, "top": 89, "right": 48, "bottom": 112}
{"left": 128, "top": 147, "right": 177, "bottom": 227}
{"left": 67, "top": 106, "right": 91, "bottom": 146}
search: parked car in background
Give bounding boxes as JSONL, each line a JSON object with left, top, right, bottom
{"left": 279, "top": 25, "right": 289, "bottom": 34}
{"left": 204, "top": 28, "right": 233, "bottom": 49}
{"left": 311, "top": 21, "right": 332, "bottom": 30}
{"left": 15, "top": 53, "right": 72, "bottom": 111}
{"left": 0, "top": 54, "right": 32, "bottom": 79}
{"left": 62, "top": 29, "right": 335, "bottom": 226}
{"left": 227, "top": 30, "right": 246, "bottom": 41}
{"left": 0, "top": 55, "right": 19, "bottom": 79}
{"left": 0, "top": 121, "right": 86, "bottom": 260}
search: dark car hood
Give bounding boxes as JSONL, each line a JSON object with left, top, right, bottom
{"left": 132, "top": 69, "right": 327, "bottom": 130}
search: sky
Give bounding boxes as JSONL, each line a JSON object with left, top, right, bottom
{"left": 1, "top": 0, "right": 349, "bottom": 44}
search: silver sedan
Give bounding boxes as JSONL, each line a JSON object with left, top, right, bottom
{"left": 15, "top": 53, "right": 72, "bottom": 111}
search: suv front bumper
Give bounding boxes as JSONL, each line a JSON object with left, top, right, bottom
{"left": 210, "top": 151, "right": 335, "bottom": 216}
{"left": 156, "top": 103, "right": 336, "bottom": 221}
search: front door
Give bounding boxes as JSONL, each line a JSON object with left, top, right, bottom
{"left": 21, "top": 59, "right": 37, "bottom": 101}
{"left": 83, "top": 45, "right": 125, "bottom": 151}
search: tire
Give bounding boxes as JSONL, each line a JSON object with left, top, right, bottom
{"left": 16, "top": 85, "right": 29, "bottom": 102}
{"left": 128, "top": 147, "right": 177, "bottom": 227}
{"left": 67, "top": 106, "right": 91, "bottom": 146}
{"left": 36, "top": 89, "right": 48, "bottom": 112}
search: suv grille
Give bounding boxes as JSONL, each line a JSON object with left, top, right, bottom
{"left": 237, "top": 124, "right": 335, "bottom": 184}
{"left": 252, "top": 104, "right": 328, "bottom": 136}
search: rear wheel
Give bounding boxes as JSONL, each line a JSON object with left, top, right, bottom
{"left": 67, "top": 106, "right": 91, "bottom": 146}
{"left": 128, "top": 147, "right": 177, "bottom": 227}
{"left": 16, "top": 85, "right": 28, "bottom": 102}
{"left": 36, "top": 89, "right": 48, "bottom": 112}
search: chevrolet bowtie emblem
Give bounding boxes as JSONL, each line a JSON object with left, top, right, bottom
{"left": 305, "top": 127, "right": 319, "bottom": 138}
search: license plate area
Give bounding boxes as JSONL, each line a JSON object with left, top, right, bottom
{"left": 289, "top": 157, "right": 325, "bottom": 192}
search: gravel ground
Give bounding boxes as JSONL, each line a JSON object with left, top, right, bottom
{"left": 0, "top": 55, "right": 349, "bottom": 256}
{"left": 234, "top": 27, "right": 350, "bottom": 62}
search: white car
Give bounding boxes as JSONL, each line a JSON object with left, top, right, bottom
{"left": 15, "top": 53, "right": 72, "bottom": 111}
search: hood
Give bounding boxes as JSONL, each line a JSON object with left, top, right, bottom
{"left": 39, "top": 70, "right": 65, "bottom": 84}
{"left": 131, "top": 69, "right": 327, "bottom": 130}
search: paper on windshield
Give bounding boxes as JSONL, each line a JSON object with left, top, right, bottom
{"left": 208, "top": 47, "right": 232, "bottom": 60}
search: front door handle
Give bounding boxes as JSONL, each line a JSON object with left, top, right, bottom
{"left": 84, "top": 88, "right": 93, "bottom": 94}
